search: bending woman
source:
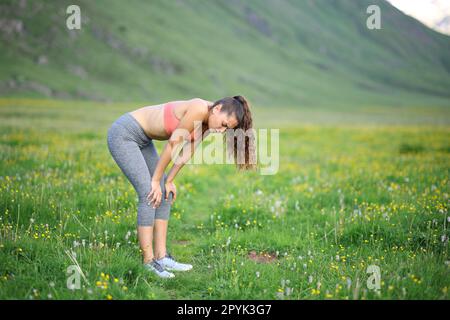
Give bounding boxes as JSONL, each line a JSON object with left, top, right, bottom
{"left": 106, "top": 96, "right": 255, "bottom": 278}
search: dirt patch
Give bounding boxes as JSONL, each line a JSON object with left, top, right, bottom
{"left": 248, "top": 250, "right": 278, "bottom": 263}
{"left": 172, "top": 240, "right": 191, "bottom": 246}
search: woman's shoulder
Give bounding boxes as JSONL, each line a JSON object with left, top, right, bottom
{"left": 190, "top": 97, "right": 211, "bottom": 107}
{"left": 187, "top": 98, "right": 211, "bottom": 114}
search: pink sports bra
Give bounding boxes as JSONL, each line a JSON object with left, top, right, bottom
{"left": 163, "top": 102, "right": 196, "bottom": 141}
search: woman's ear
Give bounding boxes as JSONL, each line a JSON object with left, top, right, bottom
{"left": 214, "top": 104, "right": 222, "bottom": 113}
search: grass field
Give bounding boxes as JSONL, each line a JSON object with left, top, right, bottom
{"left": 0, "top": 98, "right": 449, "bottom": 300}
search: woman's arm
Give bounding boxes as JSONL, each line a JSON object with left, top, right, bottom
{"left": 147, "top": 99, "right": 206, "bottom": 207}
{"left": 166, "top": 136, "right": 203, "bottom": 182}
{"left": 164, "top": 127, "right": 209, "bottom": 204}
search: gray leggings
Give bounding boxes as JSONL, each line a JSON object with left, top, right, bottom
{"left": 107, "top": 112, "right": 172, "bottom": 226}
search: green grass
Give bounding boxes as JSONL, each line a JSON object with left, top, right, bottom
{"left": 0, "top": 98, "right": 448, "bottom": 300}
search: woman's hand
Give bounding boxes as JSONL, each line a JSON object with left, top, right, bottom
{"left": 147, "top": 180, "right": 162, "bottom": 208}
{"left": 165, "top": 181, "right": 177, "bottom": 205}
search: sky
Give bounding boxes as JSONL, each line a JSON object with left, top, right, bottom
{"left": 386, "top": 0, "right": 450, "bottom": 35}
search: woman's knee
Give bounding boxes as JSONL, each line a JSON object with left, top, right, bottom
{"left": 155, "top": 192, "right": 172, "bottom": 221}
{"left": 137, "top": 174, "right": 170, "bottom": 223}
{"left": 137, "top": 200, "right": 155, "bottom": 226}
{"left": 154, "top": 206, "right": 171, "bottom": 221}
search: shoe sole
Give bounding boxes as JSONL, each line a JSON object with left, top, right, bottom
{"left": 145, "top": 268, "right": 176, "bottom": 278}
{"left": 154, "top": 273, "right": 175, "bottom": 279}
{"left": 165, "top": 266, "right": 193, "bottom": 272}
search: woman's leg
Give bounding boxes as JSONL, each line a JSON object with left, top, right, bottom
{"left": 140, "top": 142, "right": 173, "bottom": 260}
{"left": 137, "top": 226, "right": 153, "bottom": 264}
{"left": 107, "top": 124, "right": 156, "bottom": 263}
{"left": 140, "top": 139, "right": 192, "bottom": 272}
{"left": 153, "top": 219, "right": 168, "bottom": 259}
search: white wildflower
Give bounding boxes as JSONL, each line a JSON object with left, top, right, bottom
{"left": 346, "top": 278, "right": 352, "bottom": 289}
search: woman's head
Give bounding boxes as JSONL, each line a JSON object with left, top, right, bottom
{"left": 207, "top": 95, "right": 257, "bottom": 171}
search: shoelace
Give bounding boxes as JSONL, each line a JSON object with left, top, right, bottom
{"left": 150, "top": 259, "right": 164, "bottom": 272}
{"left": 166, "top": 253, "right": 176, "bottom": 262}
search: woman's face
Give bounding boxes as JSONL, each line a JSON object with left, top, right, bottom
{"left": 208, "top": 104, "right": 239, "bottom": 133}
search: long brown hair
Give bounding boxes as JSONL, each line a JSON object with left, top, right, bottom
{"left": 208, "top": 95, "right": 257, "bottom": 171}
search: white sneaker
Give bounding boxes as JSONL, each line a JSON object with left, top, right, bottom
{"left": 157, "top": 253, "right": 193, "bottom": 272}
{"left": 144, "top": 259, "right": 175, "bottom": 278}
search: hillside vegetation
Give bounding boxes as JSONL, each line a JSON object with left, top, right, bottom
{"left": 0, "top": 0, "right": 449, "bottom": 108}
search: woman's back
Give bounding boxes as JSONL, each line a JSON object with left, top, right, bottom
{"left": 130, "top": 99, "right": 208, "bottom": 140}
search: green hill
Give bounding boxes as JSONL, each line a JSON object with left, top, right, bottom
{"left": 0, "top": 0, "right": 449, "bottom": 108}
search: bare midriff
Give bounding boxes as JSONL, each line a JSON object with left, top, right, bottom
{"left": 129, "top": 99, "right": 211, "bottom": 141}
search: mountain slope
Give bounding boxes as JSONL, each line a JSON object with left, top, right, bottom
{"left": 0, "top": 0, "right": 449, "bottom": 108}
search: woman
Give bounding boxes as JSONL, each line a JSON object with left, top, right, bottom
{"left": 106, "top": 96, "right": 255, "bottom": 278}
